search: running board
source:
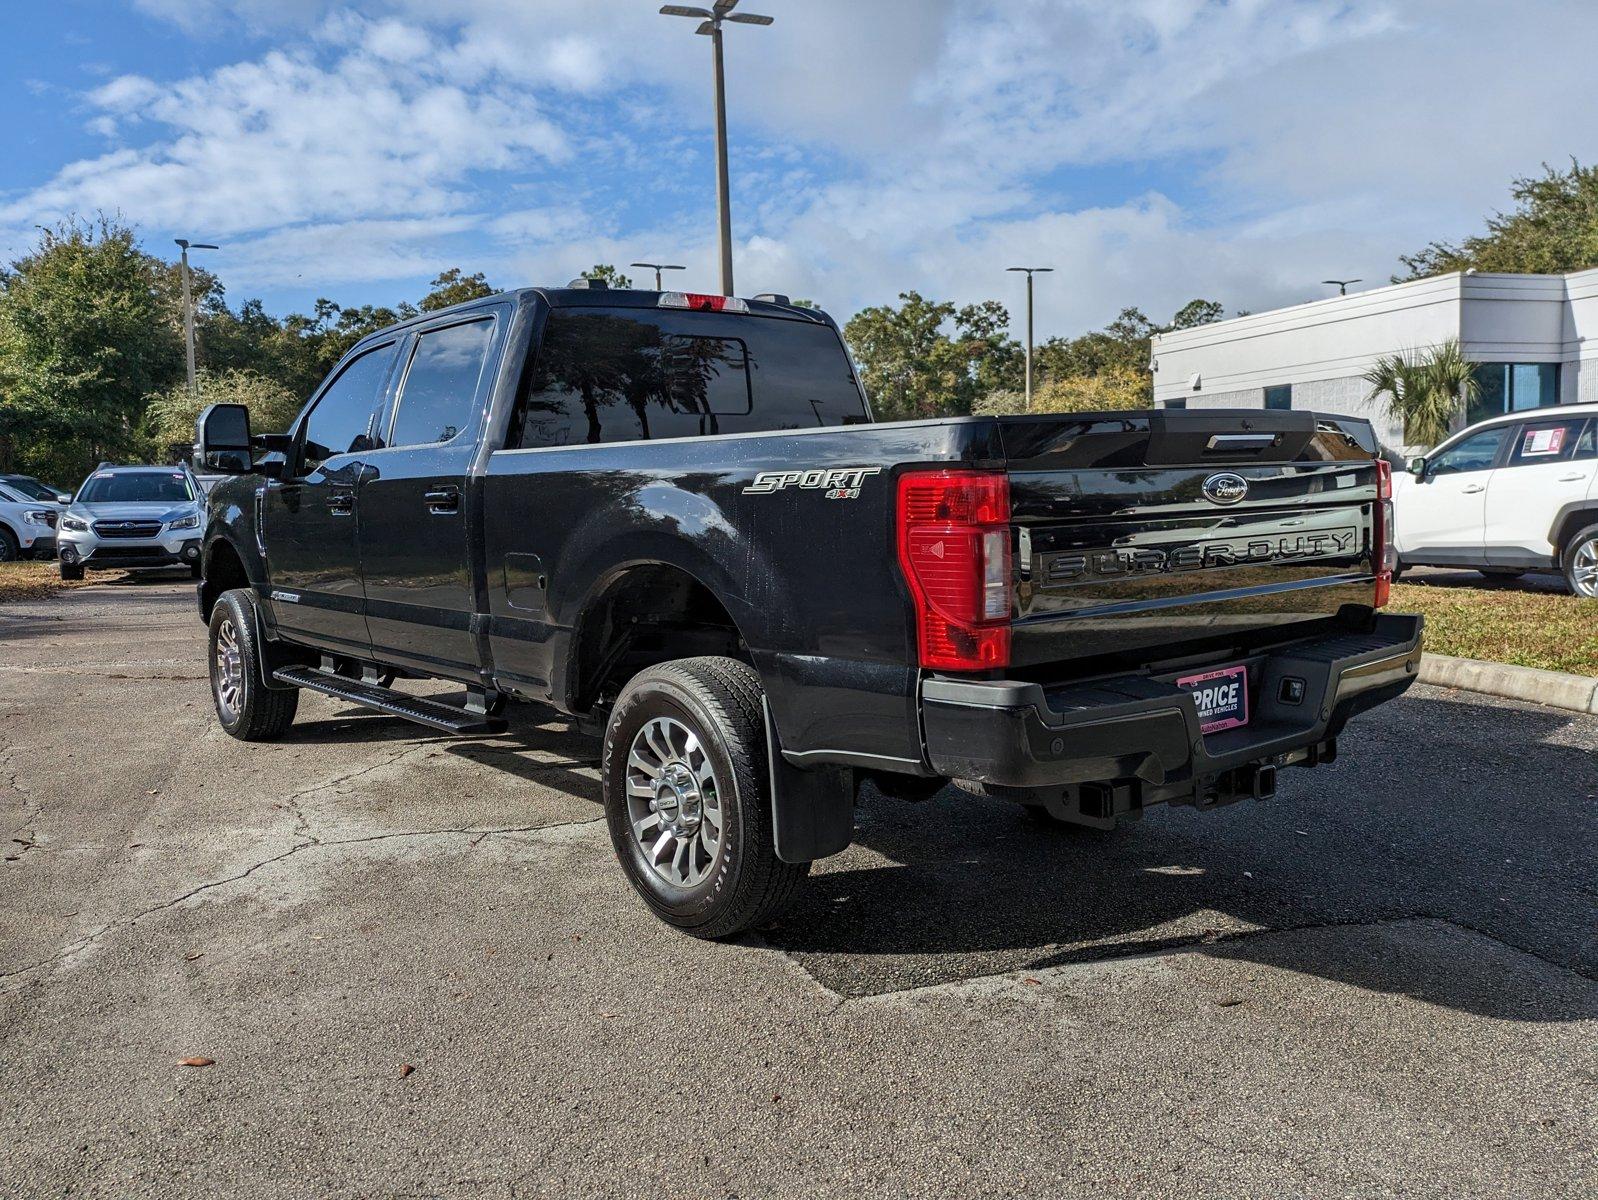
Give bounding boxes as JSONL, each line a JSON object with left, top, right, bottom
{"left": 270, "top": 667, "right": 508, "bottom": 735}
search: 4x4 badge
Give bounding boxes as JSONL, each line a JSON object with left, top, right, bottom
{"left": 1202, "top": 472, "right": 1249, "bottom": 505}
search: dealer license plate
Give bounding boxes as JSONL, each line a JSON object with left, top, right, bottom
{"left": 1176, "top": 664, "right": 1250, "bottom": 734}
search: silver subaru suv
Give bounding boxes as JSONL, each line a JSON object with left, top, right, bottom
{"left": 56, "top": 465, "right": 205, "bottom": 581}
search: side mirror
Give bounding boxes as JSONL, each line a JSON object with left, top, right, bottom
{"left": 1408, "top": 457, "right": 1427, "bottom": 478}
{"left": 57, "top": 494, "right": 71, "bottom": 505}
{"left": 195, "top": 403, "right": 256, "bottom": 474}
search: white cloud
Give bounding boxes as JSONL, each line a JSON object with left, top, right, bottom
{"left": 18, "top": 0, "right": 1598, "bottom": 337}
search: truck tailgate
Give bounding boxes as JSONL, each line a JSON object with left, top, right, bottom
{"left": 999, "top": 409, "right": 1382, "bottom": 672}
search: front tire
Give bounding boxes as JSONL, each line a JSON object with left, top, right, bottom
{"left": 209, "top": 589, "right": 298, "bottom": 741}
{"left": 1563, "top": 523, "right": 1598, "bottom": 598}
{"left": 0, "top": 528, "right": 18, "bottom": 563}
{"left": 602, "top": 657, "right": 808, "bottom": 939}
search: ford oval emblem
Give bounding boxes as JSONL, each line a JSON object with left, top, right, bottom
{"left": 1202, "top": 472, "right": 1249, "bottom": 505}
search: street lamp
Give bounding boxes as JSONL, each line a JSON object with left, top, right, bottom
{"left": 175, "top": 238, "right": 219, "bottom": 401}
{"left": 631, "top": 262, "right": 687, "bottom": 291}
{"left": 660, "top": 1, "right": 773, "bottom": 296}
{"left": 1007, "top": 266, "right": 1053, "bottom": 411}
{"left": 1322, "top": 278, "right": 1362, "bottom": 296}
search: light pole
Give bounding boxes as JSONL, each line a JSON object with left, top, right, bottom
{"left": 660, "top": 1, "right": 773, "bottom": 296}
{"left": 1322, "top": 278, "right": 1362, "bottom": 296}
{"left": 631, "top": 262, "right": 687, "bottom": 291}
{"left": 175, "top": 238, "right": 219, "bottom": 401}
{"left": 1007, "top": 266, "right": 1053, "bottom": 411}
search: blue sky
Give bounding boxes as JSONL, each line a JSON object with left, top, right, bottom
{"left": 4, "top": 0, "right": 1598, "bottom": 339}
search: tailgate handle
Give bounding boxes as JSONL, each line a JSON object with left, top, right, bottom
{"left": 1206, "top": 433, "right": 1279, "bottom": 451}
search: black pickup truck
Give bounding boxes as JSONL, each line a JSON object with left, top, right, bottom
{"left": 194, "top": 283, "right": 1422, "bottom": 937}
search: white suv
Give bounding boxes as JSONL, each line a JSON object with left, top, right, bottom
{"left": 0, "top": 478, "right": 64, "bottom": 562}
{"left": 1392, "top": 403, "right": 1598, "bottom": 596}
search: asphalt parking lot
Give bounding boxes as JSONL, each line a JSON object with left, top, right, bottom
{"left": 2, "top": 577, "right": 1595, "bottom": 1198}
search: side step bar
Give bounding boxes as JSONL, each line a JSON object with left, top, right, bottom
{"left": 271, "top": 667, "right": 509, "bottom": 735}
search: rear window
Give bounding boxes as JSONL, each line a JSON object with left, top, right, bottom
{"left": 77, "top": 472, "right": 194, "bottom": 504}
{"left": 513, "top": 308, "right": 867, "bottom": 448}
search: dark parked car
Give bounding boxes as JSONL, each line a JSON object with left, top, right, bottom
{"left": 194, "top": 284, "right": 1422, "bottom": 937}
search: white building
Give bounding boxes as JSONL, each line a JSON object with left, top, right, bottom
{"left": 1150, "top": 269, "right": 1598, "bottom": 451}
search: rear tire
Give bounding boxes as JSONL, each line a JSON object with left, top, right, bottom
{"left": 59, "top": 561, "right": 84, "bottom": 581}
{"left": 1562, "top": 523, "right": 1598, "bottom": 598}
{"left": 209, "top": 588, "right": 298, "bottom": 741}
{"left": 602, "top": 656, "right": 807, "bottom": 939}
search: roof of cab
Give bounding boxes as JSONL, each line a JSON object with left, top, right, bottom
{"left": 368, "top": 285, "right": 835, "bottom": 336}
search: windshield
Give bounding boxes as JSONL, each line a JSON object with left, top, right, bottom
{"left": 2, "top": 476, "right": 62, "bottom": 501}
{"left": 76, "top": 471, "right": 194, "bottom": 505}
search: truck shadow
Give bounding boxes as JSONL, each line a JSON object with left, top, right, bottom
{"left": 760, "top": 692, "right": 1598, "bottom": 1022}
{"left": 279, "top": 685, "right": 1596, "bottom": 1022}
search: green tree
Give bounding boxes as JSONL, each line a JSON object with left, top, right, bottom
{"left": 0, "top": 217, "right": 182, "bottom": 483}
{"left": 581, "top": 264, "right": 634, "bottom": 290}
{"left": 1362, "top": 339, "right": 1479, "bottom": 447}
{"left": 419, "top": 267, "right": 495, "bottom": 311}
{"left": 843, "top": 291, "right": 1024, "bottom": 420}
{"left": 142, "top": 368, "right": 303, "bottom": 459}
{"left": 1399, "top": 160, "right": 1598, "bottom": 279}
{"left": 1169, "top": 298, "right": 1226, "bottom": 329}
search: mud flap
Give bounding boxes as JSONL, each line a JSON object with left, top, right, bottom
{"left": 762, "top": 697, "right": 855, "bottom": 864}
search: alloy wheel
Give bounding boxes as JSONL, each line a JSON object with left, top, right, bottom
{"left": 1573, "top": 536, "right": 1598, "bottom": 598}
{"left": 213, "top": 617, "right": 244, "bottom": 721}
{"left": 624, "top": 715, "right": 724, "bottom": 887}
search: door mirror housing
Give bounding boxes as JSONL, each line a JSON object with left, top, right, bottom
{"left": 195, "top": 403, "right": 256, "bottom": 474}
{"left": 1408, "top": 456, "right": 1428, "bottom": 478}
{"left": 56, "top": 494, "right": 71, "bottom": 505}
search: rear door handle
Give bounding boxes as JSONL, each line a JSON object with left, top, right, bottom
{"left": 1460, "top": 484, "right": 1485, "bottom": 494}
{"left": 328, "top": 491, "right": 355, "bottom": 515}
{"left": 1558, "top": 472, "right": 1589, "bottom": 482}
{"left": 424, "top": 485, "right": 461, "bottom": 515}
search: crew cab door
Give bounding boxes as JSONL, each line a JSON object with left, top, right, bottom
{"left": 357, "top": 313, "right": 501, "bottom": 678}
{"left": 1484, "top": 416, "right": 1596, "bottom": 564}
{"left": 1394, "top": 425, "right": 1511, "bottom": 559}
{"left": 263, "top": 340, "right": 398, "bottom": 654}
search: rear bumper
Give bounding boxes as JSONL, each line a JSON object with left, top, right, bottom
{"left": 921, "top": 614, "right": 1423, "bottom": 791}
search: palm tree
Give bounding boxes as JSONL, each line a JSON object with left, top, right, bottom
{"left": 1362, "top": 339, "right": 1480, "bottom": 448}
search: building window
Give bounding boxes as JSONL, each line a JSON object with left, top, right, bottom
{"left": 1165, "top": 398, "right": 1187, "bottom": 410}
{"left": 1264, "top": 384, "right": 1292, "bottom": 410}
{"left": 1468, "top": 362, "right": 1560, "bottom": 426}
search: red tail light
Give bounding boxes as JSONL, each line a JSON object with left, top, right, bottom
{"left": 896, "top": 470, "right": 1012, "bottom": 670}
{"left": 1373, "top": 458, "right": 1393, "bottom": 608}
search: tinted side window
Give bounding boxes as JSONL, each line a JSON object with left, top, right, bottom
{"left": 302, "top": 343, "right": 395, "bottom": 471}
{"left": 389, "top": 319, "right": 495, "bottom": 449}
{"left": 1507, "top": 418, "right": 1588, "bottom": 466}
{"left": 515, "top": 309, "right": 867, "bottom": 448}
{"left": 1429, "top": 428, "right": 1507, "bottom": 476}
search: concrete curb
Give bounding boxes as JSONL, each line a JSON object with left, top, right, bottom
{"left": 1418, "top": 653, "right": 1598, "bottom": 715}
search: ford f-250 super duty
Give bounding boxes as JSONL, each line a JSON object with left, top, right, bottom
{"left": 194, "top": 283, "right": 1423, "bottom": 937}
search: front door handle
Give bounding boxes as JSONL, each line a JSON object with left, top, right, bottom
{"left": 424, "top": 485, "right": 461, "bottom": 515}
{"left": 1558, "top": 472, "right": 1589, "bottom": 482}
{"left": 328, "top": 491, "right": 355, "bottom": 515}
{"left": 1460, "top": 484, "right": 1485, "bottom": 494}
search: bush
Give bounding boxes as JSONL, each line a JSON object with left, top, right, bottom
{"left": 143, "top": 368, "right": 302, "bottom": 458}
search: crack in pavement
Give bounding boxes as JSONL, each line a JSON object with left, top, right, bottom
{"left": 807, "top": 912, "right": 1598, "bottom": 1005}
{"left": 1, "top": 732, "right": 607, "bottom": 995}
{"left": 0, "top": 816, "right": 605, "bottom": 994}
